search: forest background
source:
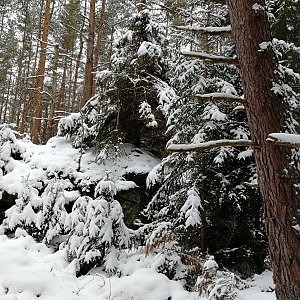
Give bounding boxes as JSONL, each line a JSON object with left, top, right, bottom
{"left": 0, "top": 1, "right": 300, "bottom": 300}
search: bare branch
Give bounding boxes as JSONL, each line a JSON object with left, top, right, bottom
{"left": 167, "top": 139, "right": 256, "bottom": 153}
{"left": 195, "top": 93, "right": 246, "bottom": 104}
{"left": 181, "top": 50, "right": 239, "bottom": 66}
{"left": 173, "top": 25, "right": 231, "bottom": 36}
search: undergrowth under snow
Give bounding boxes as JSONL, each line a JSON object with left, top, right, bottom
{"left": 0, "top": 233, "right": 275, "bottom": 300}
{"left": 0, "top": 130, "right": 276, "bottom": 300}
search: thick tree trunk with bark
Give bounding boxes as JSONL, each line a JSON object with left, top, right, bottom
{"left": 32, "top": 0, "right": 53, "bottom": 144}
{"left": 92, "top": 0, "right": 107, "bottom": 95}
{"left": 227, "top": 1, "right": 300, "bottom": 299}
{"left": 81, "top": 0, "right": 95, "bottom": 108}
{"left": 48, "top": 44, "right": 59, "bottom": 139}
{"left": 70, "top": 0, "right": 87, "bottom": 112}
{"left": 94, "top": 0, "right": 106, "bottom": 69}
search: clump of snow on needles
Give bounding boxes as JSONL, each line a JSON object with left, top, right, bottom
{"left": 0, "top": 136, "right": 159, "bottom": 197}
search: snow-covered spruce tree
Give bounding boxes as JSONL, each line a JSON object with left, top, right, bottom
{"left": 196, "top": 255, "right": 238, "bottom": 300}
{"left": 58, "top": 3, "right": 169, "bottom": 158}
{"left": 0, "top": 124, "right": 28, "bottom": 222}
{"left": 63, "top": 178, "right": 132, "bottom": 275}
{"left": 270, "top": 0, "right": 300, "bottom": 79}
{"left": 143, "top": 2, "right": 266, "bottom": 281}
{"left": 0, "top": 124, "right": 25, "bottom": 178}
{"left": 1, "top": 176, "right": 41, "bottom": 238}
{"left": 2, "top": 173, "right": 68, "bottom": 244}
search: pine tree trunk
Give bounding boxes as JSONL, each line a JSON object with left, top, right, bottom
{"left": 57, "top": 57, "right": 68, "bottom": 113}
{"left": 70, "top": 0, "right": 87, "bottom": 112}
{"left": 20, "top": 25, "right": 35, "bottom": 134}
{"left": 81, "top": 0, "right": 95, "bottom": 108}
{"left": 227, "top": 1, "right": 300, "bottom": 299}
{"left": 2, "top": 70, "right": 13, "bottom": 123}
{"left": 32, "top": 0, "right": 53, "bottom": 144}
{"left": 48, "top": 44, "right": 59, "bottom": 139}
{"left": 66, "top": 53, "right": 73, "bottom": 113}
{"left": 93, "top": 0, "right": 106, "bottom": 70}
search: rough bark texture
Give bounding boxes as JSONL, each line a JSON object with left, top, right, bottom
{"left": 71, "top": 0, "right": 87, "bottom": 112}
{"left": 32, "top": 0, "right": 53, "bottom": 144}
{"left": 81, "top": 0, "right": 95, "bottom": 108}
{"left": 227, "top": 1, "right": 300, "bottom": 299}
{"left": 48, "top": 44, "right": 59, "bottom": 139}
{"left": 94, "top": 0, "right": 106, "bottom": 69}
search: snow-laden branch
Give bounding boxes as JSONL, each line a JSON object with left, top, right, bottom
{"left": 209, "top": 0, "right": 226, "bottom": 3}
{"left": 167, "top": 139, "right": 255, "bottom": 153}
{"left": 173, "top": 25, "right": 231, "bottom": 36}
{"left": 195, "top": 93, "right": 246, "bottom": 104}
{"left": 244, "top": 181, "right": 259, "bottom": 189}
{"left": 181, "top": 50, "right": 239, "bottom": 66}
{"left": 267, "top": 133, "right": 300, "bottom": 148}
{"left": 233, "top": 105, "right": 246, "bottom": 113}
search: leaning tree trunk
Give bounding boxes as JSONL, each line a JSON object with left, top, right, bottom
{"left": 227, "top": 1, "right": 300, "bottom": 299}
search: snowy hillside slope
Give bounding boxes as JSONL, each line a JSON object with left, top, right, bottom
{"left": 0, "top": 128, "right": 275, "bottom": 300}
{"left": 0, "top": 232, "right": 275, "bottom": 300}
{"left": 0, "top": 136, "right": 159, "bottom": 197}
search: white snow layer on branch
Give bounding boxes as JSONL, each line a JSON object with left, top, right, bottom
{"left": 167, "top": 139, "right": 255, "bottom": 152}
{"left": 196, "top": 93, "right": 245, "bottom": 104}
{"left": 180, "top": 188, "right": 203, "bottom": 228}
{"left": 252, "top": 3, "right": 265, "bottom": 11}
{"left": 137, "top": 41, "right": 162, "bottom": 58}
{"left": 174, "top": 25, "right": 231, "bottom": 33}
{"left": 139, "top": 101, "right": 158, "bottom": 127}
{"left": 57, "top": 113, "right": 80, "bottom": 135}
{"left": 181, "top": 50, "right": 239, "bottom": 65}
{"left": 95, "top": 179, "right": 117, "bottom": 197}
{"left": 267, "top": 133, "right": 300, "bottom": 147}
{"left": 146, "top": 163, "right": 163, "bottom": 187}
{"left": 202, "top": 104, "right": 227, "bottom": 121}
{"left": 181, "top": 50, "right": 232, "bottom": 61}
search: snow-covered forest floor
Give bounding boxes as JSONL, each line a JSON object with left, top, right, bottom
{"left": 0, "top": 131, "right": 275, "bottom": 300}
{"left": 0, "top": 233, "right": 274, "bottom": 300}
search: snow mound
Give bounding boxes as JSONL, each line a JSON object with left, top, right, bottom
{"left": 0, "top": 235, "right": 197, "bottom": 300}
{"left": 0, "top": 136, "right": 159, "bottom": 197}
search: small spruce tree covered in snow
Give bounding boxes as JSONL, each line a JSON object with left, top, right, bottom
{"left": 2, "top": 177, "right": 41, "bottom": 238}
{"left": 58, "top": 5, "right": 169, "bottom": 158}
{"left": 0, "top": 124, "right": 25, "bottom": 178}
{"left": 63, "top": 178, "right": 132, "bottom": 275}
{"left": 144, "top": 221, "right": 189, "bottom": 281}
{"left": 2, "top": 174, "right": 68, "bottom": 244}
{"left": 196, "top": 255, "right": 238, "bottom": 300}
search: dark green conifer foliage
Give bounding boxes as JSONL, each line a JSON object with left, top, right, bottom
{"left": 143, "top": 0, "right": 267, "bottom": 278}
{"left": 58, "top": 5, "right": 169, "bottom": 158}
{"left": 271, "top": 0, "right": 300, "bottom": 88}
